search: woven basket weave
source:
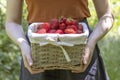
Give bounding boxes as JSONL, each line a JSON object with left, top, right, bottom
{"left": 31, "top": 44, "right": 85, "bottom": 70}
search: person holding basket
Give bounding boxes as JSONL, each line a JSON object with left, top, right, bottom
{"left": 5, "top": 0, "right": 114, "bottom": 80}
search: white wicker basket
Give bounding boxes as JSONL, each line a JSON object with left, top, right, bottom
{"left": 27, "top": 22, "right": 89, "bottom": 70}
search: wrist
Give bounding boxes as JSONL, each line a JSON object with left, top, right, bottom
{"left": 17, "top": 38, "right": 29, "bottom": 47}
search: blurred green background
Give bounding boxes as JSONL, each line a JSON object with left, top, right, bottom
{"left": 0, "top": 0, "right": 120, "bottom": 80}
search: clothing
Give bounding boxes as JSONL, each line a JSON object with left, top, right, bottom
{"left": 25, "top": 0, "right": 91, "bottom": 22}
{"left": 20, "top": 19, "right": 109, "bottom": 80}
{"left": 21, "top": 1, "right": 109, "bottom": 80}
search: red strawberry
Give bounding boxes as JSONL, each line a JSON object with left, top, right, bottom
{"left": 64, "top": 28, "right": 77, "bottom": 34}
{"left": 47, "top": 29, "right": 56, "bottom": 33}
{"left": 42, "top": 22, "right": 51, "bottom": 31}
{"left": 62, "top": 17, "right": 67, "bottom": 23}
{"left": 36, "top": 28, "right": 47, "bottom": 34}
{"left": 59, "top": 17, "right": 67, "bottom": 24}
{"left": 66, "top": 18, "right": 78, "bottom": 26}
{"left": 78, "top": 24, "right": 83, "bottom": 31}
{"left": 66, "top": 25, "right": 78, "bottom": 31}
{"left": 71, "top": 20, "right": 78, "bottom": 26}
{"left": 50, "top": 19, "right": 59, "bottom": 29}
{"left": 55, "top": 29, "right": 64, "bottom": 34}
{"left": 66, "top": 19, "right": 73, "bottom": 25}
{"left": 59, "top": 23, "right": 66, "bottom": 30}
{"left": 37, "top": 22, "right": 50, "bottom": 31}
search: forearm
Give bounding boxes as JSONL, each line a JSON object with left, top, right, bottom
{"left": 5, "top": 22, "right": 29, "bottom": 47}
{"left": 87, "top": 13, "right": 114, "bottom": 45}
{"left": 6, "top": 0, "right": 25, "bottom": 47}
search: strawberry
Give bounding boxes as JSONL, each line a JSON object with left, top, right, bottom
{"left": 66, "top": 18, "right": 78, "bottom": 26}
{"left": 59, "top": 23, "right": 66, "bottom": 30}
{"left": 37, "top": 22, "right": 50, "bottom": 31}
{"left": 36, "top": 28, "right": 47, "bottom": 34}
{"left": 72, "top": 20, "right": 78, "bottom": 26}
{"left": 47, "top": 29, "right": 56, "bottom": 33}
{"left": 42, "top": 22, "right": 51, "bottom": 31}
{"left": 55, "top": 29, "right": 64, "bottom": 34}
{"left": 64, "top": 28, "right": 77, "bottom": 34}
{"left": 78, "top": 24, "right": 83, "bottom": 31}
{"left": 62, "top": 17, "right": 67, "bottom": 23}
{"left": 66, "top": 19, "right": 73, "bottom": 25}
{"left": 50, "top": 19, "right": 59, "bottom": 29}
{"left": 59, "top": 17, "right": 67, "bottom": 24}
{"left": 66, "top": 25, "right": 78, "bottom": 31}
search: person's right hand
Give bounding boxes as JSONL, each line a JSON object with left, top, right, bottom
{"left": 20, "top": 41, "right": 44, "bottom": 74}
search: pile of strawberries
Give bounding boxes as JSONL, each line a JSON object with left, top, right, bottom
{"left": 36, "top": 17, "right": 83, "bottom": 34}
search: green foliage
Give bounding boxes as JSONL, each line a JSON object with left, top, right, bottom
{"left": 0, "top": 0, "right": 120, "bottom": 80}
{"left": 0, "top": 1, "right": 21, "bottom": 80}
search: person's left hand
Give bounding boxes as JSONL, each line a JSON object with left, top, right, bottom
{"left": 72, "top": 39, "right": 96, "bottom": 73}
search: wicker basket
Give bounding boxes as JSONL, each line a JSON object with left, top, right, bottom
{"left": 28, "top": 22, "right": 89, "bottom": 70}
{"left": 31, "top": 44, "right": 85, "bottom": 70}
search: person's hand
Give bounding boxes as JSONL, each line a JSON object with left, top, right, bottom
{"left": 20, "top": 41, "right": 44, "bottom": 74}
{"left": 72, "top": 39, "right": 96, "bottom": 73}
